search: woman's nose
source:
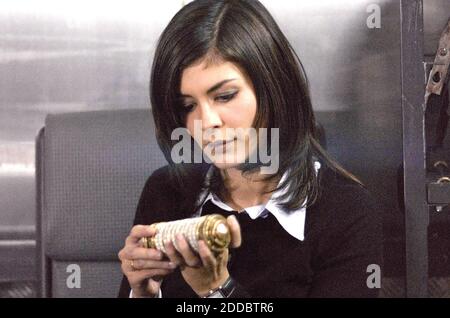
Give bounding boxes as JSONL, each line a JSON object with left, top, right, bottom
{"left": 199, "top": 102, "right": 222, "bottom": 130}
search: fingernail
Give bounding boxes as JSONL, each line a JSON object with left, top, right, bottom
{"left": 168, "top": 262, "right": 177, "bottom": 269}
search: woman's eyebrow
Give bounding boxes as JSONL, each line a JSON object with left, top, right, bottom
{"left": 180, "top": 78, "right": 237, "bottom": 98}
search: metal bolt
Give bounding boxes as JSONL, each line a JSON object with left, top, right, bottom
{"left": 440, "top": 47, "right": 448, "bottom": 56}
{"left": 433, "top": 72, "right": 441, "bottom": 83}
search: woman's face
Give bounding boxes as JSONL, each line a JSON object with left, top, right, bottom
{"left": 180, "top": 59, "right": 258, "bottom": 170}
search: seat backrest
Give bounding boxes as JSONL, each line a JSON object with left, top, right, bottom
{"left": 36, "top": 109, "right": 167, "bottom": 297}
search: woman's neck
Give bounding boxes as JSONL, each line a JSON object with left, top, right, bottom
{"left": 219, "top": 167, "right": 279, "bottom": 212}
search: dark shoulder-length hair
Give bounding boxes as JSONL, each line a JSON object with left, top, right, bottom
{"left": 150, "top": 0, "right": 362, "bottom": 213}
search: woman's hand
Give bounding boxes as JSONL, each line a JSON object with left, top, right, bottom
{"left": 118, "top": 225, "right": 177, "bottom": 298}
{"left": 163, "top": 215, "right": 242, "bottom": 297}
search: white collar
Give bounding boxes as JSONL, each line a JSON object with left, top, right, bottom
{"left": 194, "top": 161, "right": 321, "bottom": 241}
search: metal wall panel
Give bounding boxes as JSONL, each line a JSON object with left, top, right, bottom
{"left": 0, "top": 0, "right": 183, "bottom": 283}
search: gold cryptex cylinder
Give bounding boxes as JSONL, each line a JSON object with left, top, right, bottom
{"left": 141, "top": 214, "right": 231, "bottom": 255}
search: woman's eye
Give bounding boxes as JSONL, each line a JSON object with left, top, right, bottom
{"left": 216, "top": 92, "right": 237, "bottom": 102}
{"left": 180, "top": 92, "right": 237, "bottom": 112}
{"left": 182, "top": 103, "right": 195, "bottom": 112}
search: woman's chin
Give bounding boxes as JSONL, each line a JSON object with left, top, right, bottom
{"left": 206, "top": 154, "right": 246, "bottom": 170}
{"left": 211, "top": 162, "right": 241, "bottom": 170}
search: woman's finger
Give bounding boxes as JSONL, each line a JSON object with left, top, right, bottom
{"left": 128, "top": 225, "right": 156, "bottom": 244}
{"left": 123, "top": 247, "right": 164, "bottom": 261}
{"left": 227, "top": 215, "right": 242, "bottom": 248}
{"left": 164, "top": 240, "right": 184, "bottom": 267}
{"left": 130, "top": 259, "right": 177, "bottom": 271}
{"left": 198, "top": 240, "right": 216, "bottom": 269}
{"left": 127, "top": 268, "right": 174, "bottom": 283}
{"left": 175, "top": 234, "right": 201, "bottom": 267}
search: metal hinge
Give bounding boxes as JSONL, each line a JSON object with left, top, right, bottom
{"left": 425, "top": 19, "right": 450, "bottom": 107}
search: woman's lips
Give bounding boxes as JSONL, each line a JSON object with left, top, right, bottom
{"left": 205, "top": 138, "right": 236, "bottom": 151}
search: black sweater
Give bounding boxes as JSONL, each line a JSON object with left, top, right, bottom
{"left": 118, "top": 163, "right": 383, "bottom": 298}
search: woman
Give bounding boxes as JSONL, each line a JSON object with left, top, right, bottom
{"left": 118, "top": 0, "right": 382, "bottom": 298}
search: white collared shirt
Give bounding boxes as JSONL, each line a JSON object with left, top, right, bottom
{"left": 195, "top": 161, "right": 321, "bottom": 241}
